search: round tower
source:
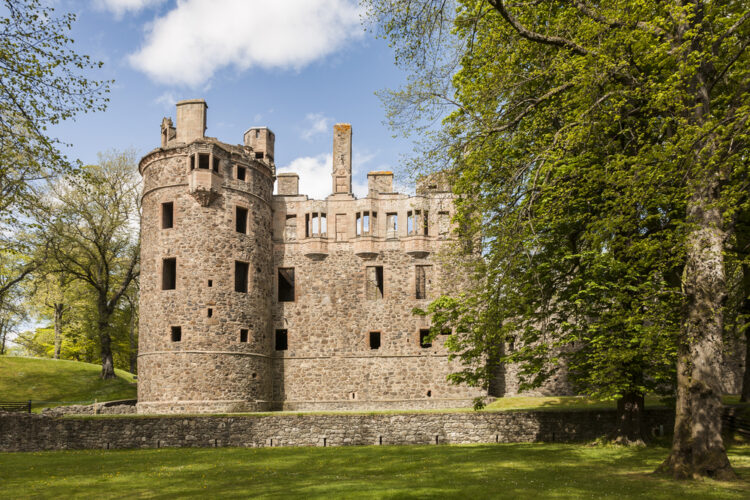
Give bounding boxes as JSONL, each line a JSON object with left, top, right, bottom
{"left": 137, "top": 99, "right": 275, "bottom": 413}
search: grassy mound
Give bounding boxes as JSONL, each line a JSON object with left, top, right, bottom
{"left": 0, "top": 356, "right": 136, "bottom": 408}
{"left": 1, "top": 444, "right": 748, "bottom": 498}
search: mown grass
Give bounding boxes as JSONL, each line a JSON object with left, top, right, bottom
{"left": 1, "top": 443, "right": 748, "bottom": 499}
{"left": 0, "top": 356, "right": 136, "bottom": 409}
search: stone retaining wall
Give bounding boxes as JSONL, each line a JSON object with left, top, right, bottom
{"left": 0, "top": 409, "right": 674, "bottom": 452}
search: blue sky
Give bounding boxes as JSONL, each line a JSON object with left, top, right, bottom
{"left": 51, "top": 0, "right": 417, "bottom": 199}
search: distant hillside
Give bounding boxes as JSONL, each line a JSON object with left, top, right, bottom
{"left": 0, "top": 357, "right": 136, "bottom": 408}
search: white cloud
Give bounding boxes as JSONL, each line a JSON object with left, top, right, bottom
{"left": 276, "top": 154, "right": 332, "bottom": 200}
{"left": 96, "top": 0, "right": 166, "bottom": 17}
{"left": 276, "top": 153, "right": 371, "bottom": 200}
{"left": 153, "top": 91, "right": 177, "bottom": 109}
{"left": 129, "top": 0, "right": 365, "bottom": 87}
{"left": 301, "top": 113, "right": 331, "bottom": 141}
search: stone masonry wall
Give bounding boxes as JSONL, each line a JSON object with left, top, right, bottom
{"left": 0, "top": 409, "right": 674, "bottom": 452}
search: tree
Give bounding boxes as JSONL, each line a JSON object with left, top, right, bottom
{"left": 42, "top": 150, "right": 140, "bottom": 378}
{"left": 367, "top": 0, "right": 749, "bottom": 479}
{"left": 0, "top": 0, "right": 109, "bottom": 228}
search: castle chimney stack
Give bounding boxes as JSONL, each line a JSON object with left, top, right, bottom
{"left": 175, "top": 99, "right": 207, "bottom": 143}
{"left": 332, "top": 123, "right": 352, "bottom": 195}
{"left": 244, "top": 127, "right": 275, "bottom": 162}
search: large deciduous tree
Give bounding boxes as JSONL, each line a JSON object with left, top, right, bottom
{"left": 367, "top": 0, "right": 749, "bottom": 479}
{"left": 42, "top": 151, "right": 140, "bottom": 379}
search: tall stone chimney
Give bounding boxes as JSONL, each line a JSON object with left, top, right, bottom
{"left": 175, "top": 99, "right": 207, "bottom": 143}
{"left": 332, "top": 123, "right": 352, "bottom": 195}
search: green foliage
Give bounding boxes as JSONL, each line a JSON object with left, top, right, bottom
{"left": 0, "top": 356, "right": 136, "bottom": 406}
{"left": 0, "top": 0, "right": 110, "bottom": 228}
{"left": 370, "top": 1, "right": 750, "bottom": 410}
{"left": 1, "top": 444, "right": 749, "bottom": 498}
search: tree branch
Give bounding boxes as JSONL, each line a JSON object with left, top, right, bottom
{"left": 487, "top": 0, "right": 590, "bottom": 56}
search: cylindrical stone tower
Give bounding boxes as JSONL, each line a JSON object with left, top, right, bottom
{"left": 137, "top": 99, "right": 276, "bottom": 413}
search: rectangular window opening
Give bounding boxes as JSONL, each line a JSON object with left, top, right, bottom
{"left": 207, "top": 279, "right": 213, "bottom": 287}
{"left": 386, "top": 213, "right": 398, "bottom": 238}
{"left": 305, "top": 213, "right": 310, "bottom": 238}
{"left": 237, "top": 165, "right": 246, "bottom": 181}
{"left": 407, "top": 211, "right": 415, "bottom": 235}
{"left": 162, "top": 258, "right": 176, "bottom": 290}
{"left": 161, "top": 202, "right": 174, "bottom": 229}
{"left": 240, "top": 329, "right": 249, "bottom": 343}
{"left": 366, "top": 266, "right": 384, "bottom": 300}
{"left": 419, "top": 329, "right": 432, "bottom": 348}
{"left": 235, "top": 261, "right": 249, "bottom": 293}
{"left": 171, "top": 326, "right": 182, "bottom": 342}
{"left": 278, "top": 268, "right": 295, "bottom": 302}
{"left": 415, "top": 265, "right": 431, "bottom": 300}
{"left": 212, "top": 156, "right": 219, "bottom": 173}
{"left": 423, "top": 210, "right": 429, "bottom": 235}
{"left": 369, "top": 331, "right": 381, "bottom": 350}
{"left": 190, "top": 155, "right": 195, "bottom": 170}
{"left": 198, "top": 153, "right": 210, "bottom": 170}
{"left": 236, "top": 206, "right": 248, "bottom": 234}
{"left": 255, "top": 152, "right": 264, "bottom": 159}
{"left": 275, "top": 329, "right": 288, "bottom": 350}
{"left": 356, "top": 212, "right": 362, "bottom": 236}
{"left": 207, "top": 308, "right": 213, "bottom": 318}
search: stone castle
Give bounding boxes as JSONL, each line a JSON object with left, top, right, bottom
{"left": 136, "top": 99, "right": 487, "bottom": 413}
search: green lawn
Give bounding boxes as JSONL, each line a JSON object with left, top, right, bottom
{"left": 0, "top": 356, "right": 136, "bottom": 409}
{"left": 0, "top": 444, "right": 748, "bottom": 499}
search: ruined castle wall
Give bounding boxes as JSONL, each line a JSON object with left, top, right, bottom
{"left": 138, "top": 143, "right": 275, "bottom": 414}
{"left": 269, "top": 192, "right": 485, "bottom": 410}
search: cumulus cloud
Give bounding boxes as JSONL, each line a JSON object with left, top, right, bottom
{"left": 301, "top": 113, "right": 331, "bottom": 141}
{"left": 96, "top": 0, "right": 166, "bottom": 17}
{"left": 129, "top": 0, "right": 365, "bottom": 87}
{"left": 276, "top": 153, "right": 368, "bottom": 200}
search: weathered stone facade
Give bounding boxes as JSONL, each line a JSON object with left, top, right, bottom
{"left": 137, "top": 99, "right": 488, "bottom": 414}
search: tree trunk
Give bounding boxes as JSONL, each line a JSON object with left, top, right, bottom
{"left": 682, "top": 176, "right": 734, "bottom": 479}
{"left": 53, "top": 302, "right": 63, "bottom": 359}
{"left": 612, "top": 391, "right": 646, "bottom": 445}
{"left": 741, "top": 327, "right": 750, "bottom": 402}
{"left": 0, "top": 317, "right": 7, "bottom": 355}
{"left": 739, "top": 261, "right": 750, "bottom": 402}
{"left": 98, "top": 299, "right": 116, "bottom": 379}
{"left": 657, "top": 337, "right": 693, "bottom": 478}
{"left": 128, "top": 304, "right": 137, "bottom": 374}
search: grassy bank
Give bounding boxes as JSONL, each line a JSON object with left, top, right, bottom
{"left": 1, "top": 443, "right": 748, "bottom": 499}
{"left": 0, "top": 356, "right": 136, "bottom": 408}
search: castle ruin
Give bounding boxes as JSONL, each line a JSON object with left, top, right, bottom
{"left": 136, "top": 99, "right": 489, "bottom": 413}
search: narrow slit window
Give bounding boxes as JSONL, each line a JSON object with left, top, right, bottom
{"left": 278, "top": 268, "right": 295, "bottom": 302}
{"left": 198, "top": 153, "right": 210, "bottom": 170}
{"left": 366, "top": 266, "right": 384, "bottom": 300}
{"left": 207, "top": 279, "right": 213, "bottom": 287}
{"left": 305, "top": 214, "right": 310, "bottom": 238}
{"left": 207, "top": 308, "right": 213, "bottom": 318}
{"left": 240, "top": 329, "right": 249, "bottom": 343}
{"left": 369, "top": 331, "right": 381, "bottom": 350}
{"left": 161, "top": 202, "right": 174, "bottom": 229}
{"left": 423, "top": 210, "right": 429, "bottom": 235}
{"left": 275, "top": 329, "right": 288, "bottom": 350}
{"left": 171, "top": 326, "right": 181, "bottom": 342}
{"left": 235, "top": 261, "right": 249, "bottom": 293}
{"left": 212, "top": 156, "right": 219, "bottom": 173}
{"left": 356, "top": 212, "right": 362, "bottom": 236}
{"left": 407, "top": 211, "right": 414, "bottom": 235}
{"left": 419, "top": 329, "right": 432, "bottom": 348}
{"left": 162, "top": 258, "right": 176, "bottom": 290}
{"left": 237, "top": 165, "right": 246, "bottom": 181}
{"left": 236, "top": 206, "right": 248, "bottom": 234}
{"left": 190, "top": 155, "right": 195, "bottom": 170}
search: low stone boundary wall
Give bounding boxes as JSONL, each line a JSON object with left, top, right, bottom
{"left": 41, "top": 399, "right": 137, "bottom": 417}
{"left": 0, "top": 409, "right": 674, "bottom": 452}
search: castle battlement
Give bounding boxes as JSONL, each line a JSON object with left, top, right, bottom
{"left": 136, "top": 100, "right": 486, "bottom": 414}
